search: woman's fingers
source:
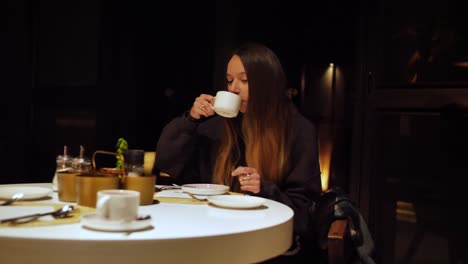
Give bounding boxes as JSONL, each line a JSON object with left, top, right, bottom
{"left": 232, "top": 166, "right": 260, "bottom": 194}
{"left": 190, "top": 94, "right": 215, "bottom": 119}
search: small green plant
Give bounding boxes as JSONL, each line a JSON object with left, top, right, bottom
{"left": 115, "top": 137, "right": 128, "bottom": 169}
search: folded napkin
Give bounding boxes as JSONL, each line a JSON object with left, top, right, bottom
{"left": 0, "top": 202, "right": 95, "bottom": 228}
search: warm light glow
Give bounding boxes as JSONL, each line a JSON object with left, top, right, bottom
{"left": 396, "top": 201, "right": 417, "bottom": 223}
{"left": 319, "top": 63, "right": 338, "bottom": 191}
{"left": 319, "top": 141, "right": 332, "bottom": 192}
{"left": 144, "top": 151, "right": 156, "bottom": 176}
{"left": 453, "top": 61, "right": 468, "bottom": 68}
{"left": 318, "top": 126, "right": 333, "bottom": 192}
{"left": 324, "top": 66, "right": 334, "bottom": 91}
{"left": 317, "top": 63, "right": 340, "bottom": 192}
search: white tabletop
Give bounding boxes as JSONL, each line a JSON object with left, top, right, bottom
{"left": 0, "top": 183, "right": 294, "bottom": 264}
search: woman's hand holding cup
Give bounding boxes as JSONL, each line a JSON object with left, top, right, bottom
{"left": 189, "top": 91, "right": 242, "bottom": 120}
{"left": 190, "top": 94, "right": 215, "bottom": 120}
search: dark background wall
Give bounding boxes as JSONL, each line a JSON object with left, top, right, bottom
{"left": 2, "top": 0, "right": 358, "bottom": 185}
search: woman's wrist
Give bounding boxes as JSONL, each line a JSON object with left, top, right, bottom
{"left": 184, "top": 110, "right": 204, "bottom": 123}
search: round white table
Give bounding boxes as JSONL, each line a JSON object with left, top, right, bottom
{"left": 0, "top": 183, "right": 294, "bottom": 264}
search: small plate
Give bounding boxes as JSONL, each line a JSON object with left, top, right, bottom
{"left": 181, "top": 184, "right": 229, "bottom": 195}
{"left": 207, "top": 195, "right": 266, "bottom": 209}
{"left": 81, "top": 213, "right": 152, "bottom": 232}
{"left": 0, "top": 186, "right": 52, "bottom": 200}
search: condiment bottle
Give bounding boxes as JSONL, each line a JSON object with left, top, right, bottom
{"left": 71, "top": 145, "right": 92, "bottom": 173}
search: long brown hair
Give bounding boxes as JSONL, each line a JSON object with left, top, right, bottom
{"left": 213, "top": 43, "right": 292, "bottom": 191}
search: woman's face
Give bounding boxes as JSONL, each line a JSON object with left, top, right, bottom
{"left": 226, "top": 55, "right": 249, "bottom": 113}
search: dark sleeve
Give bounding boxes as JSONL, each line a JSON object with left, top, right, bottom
{"left": 256, "top": 117, "right": 322, "bottom": 237}
{"left": 155, "top": 112, "right": 219, "bottom": 183}
{"left": 155, "top": 112, "right": 201, "bottom": 180}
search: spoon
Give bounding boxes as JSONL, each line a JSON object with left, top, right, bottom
{"left": 0, "top": 205, "right": 74, "bottom": 224}
{"left": 0, "top": 192, "right": 24, "bottom": 206}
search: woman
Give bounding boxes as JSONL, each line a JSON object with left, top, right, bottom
{"left": 155, "top": 43, "right": 321, "bottom": 260}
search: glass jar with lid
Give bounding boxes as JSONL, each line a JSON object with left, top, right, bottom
{"left": 124, "top": 149, "right": 145, "bottom": 176}
{"left": 71, "top": 145, "right": 92, "bottom": 173}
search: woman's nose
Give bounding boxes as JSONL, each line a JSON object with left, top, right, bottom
{"left": 228, "top": 80, "right": 240, "bottom": 93}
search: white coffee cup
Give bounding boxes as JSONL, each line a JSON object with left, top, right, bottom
{"left": 213, "top": 91, "right": 242, "bottom": 118}
{"left": 96, "top": 189, "right": 140, "bottom": 221}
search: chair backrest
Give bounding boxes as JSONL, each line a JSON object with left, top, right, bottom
{"left": 312, "top": 186, "right": 376, "bottom": 264}
{"left": 327, "top": 218, "right": 353, "bottom": 263}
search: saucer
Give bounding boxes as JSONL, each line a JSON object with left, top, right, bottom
{"left": 81, "top": 213, "right": 152, "bottom": 232}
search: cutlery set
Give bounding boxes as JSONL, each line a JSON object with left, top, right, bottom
{"left": 3, "top": 184, "right": 207, "bottom": 225}
{"left": 156, "top": 184, "right": 232, "bottom": 201}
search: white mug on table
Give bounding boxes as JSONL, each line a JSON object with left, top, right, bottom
{"left": 96, "top": 189, "right": 140, "bottom": 221}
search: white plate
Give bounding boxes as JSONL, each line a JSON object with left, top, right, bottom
{"left": 207, "top": 195, "right": 267, "bottom": 209}
{"left": 181, "top": 184, "right": 229, "bottom": 195}
{"left": 81, "top": 213, "right": 153, "bottom": 232}
{"left": 0, "top": 186, "right": 52, "bottom": 200}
